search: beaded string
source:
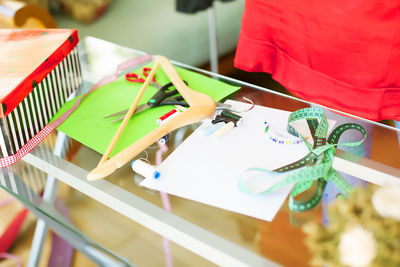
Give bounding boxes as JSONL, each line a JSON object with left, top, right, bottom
{"left": 264, "top": 121, "right": 309, "bottom": 144}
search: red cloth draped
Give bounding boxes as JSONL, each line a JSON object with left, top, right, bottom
{"left": 234, "top": 0, "right": 400, "bottom": 121}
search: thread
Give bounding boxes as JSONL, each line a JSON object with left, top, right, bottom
{"left": 220, "top": 110, "right": 242, "bottom": 121}
{"left": 242, "top": 97, "right": 254, "bottom": 111}
{"left": 212, "top": 114, "right": 241, "bottom": 126}
{"left": 131, "top": 159, "right": 161, "bottom": 179}
{"left": 215, "top": 121, "right": 235, "bottom": 137}
{"left": 202, "top": 121, "right": 225, "bottom": 136}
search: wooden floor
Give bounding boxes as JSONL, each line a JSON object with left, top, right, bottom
{"left": 1, "top": 54, "right": 400, "bottom": 267}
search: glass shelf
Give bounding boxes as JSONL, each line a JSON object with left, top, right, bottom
{"left": 1, "top": 36, "right": 399, "bottom": 266}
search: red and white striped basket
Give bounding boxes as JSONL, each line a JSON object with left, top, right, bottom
{"left": 0, "top": 29, "right": 82, "bottom": 166}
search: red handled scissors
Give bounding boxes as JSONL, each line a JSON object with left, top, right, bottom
{"left": 125, "top": 67, "right": 162, "bottom": 89}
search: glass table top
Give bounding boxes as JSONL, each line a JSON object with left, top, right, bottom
{"left": 1, "top": 36, "right": 399, "bottom": 267}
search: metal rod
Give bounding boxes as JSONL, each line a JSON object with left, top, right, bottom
{"left": 207, "top": 5, "right": 219, "bottom": 74}
{"left": 27, "top": 132, "right": 68, "bottom": 267}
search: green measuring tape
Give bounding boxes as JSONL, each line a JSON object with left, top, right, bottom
{"left": 239, "top": 107, "right": 367, "bottom": 212}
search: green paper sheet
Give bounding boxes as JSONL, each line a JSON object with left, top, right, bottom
{"left": 51, "top": 63, "right": 240, "bottom": 157}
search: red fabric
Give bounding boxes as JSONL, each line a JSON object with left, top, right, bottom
{"left": 0, "top": 209, "right": 28, "bottom": 253}
{"left": 234, "top": 0, "right": 400, "bottom": 121}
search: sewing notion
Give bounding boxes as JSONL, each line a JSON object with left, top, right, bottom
{"left": 208, "top": 110, "right": 243, "bottom": 137}
{"left": 215, "top": 121, "right": 235, "bottom": 137}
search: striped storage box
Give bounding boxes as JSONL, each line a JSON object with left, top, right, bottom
{"left": 0, "top": 29, "right": 82, "bottom": 159}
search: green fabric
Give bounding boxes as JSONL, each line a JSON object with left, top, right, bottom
{"left": 51, "top": 63, "right": 240, "bottom": 157}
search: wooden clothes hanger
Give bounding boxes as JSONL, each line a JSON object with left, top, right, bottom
{"left": 87, "top": 55, "right": 216, "bottom": 180}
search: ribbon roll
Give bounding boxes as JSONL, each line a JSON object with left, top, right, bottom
{"left": 131, "top": 159, "right": 161, "bottom": 179}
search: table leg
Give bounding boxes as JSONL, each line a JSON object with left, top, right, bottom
{"left": 27, "top": 132, "right": 68, "bottom": 267}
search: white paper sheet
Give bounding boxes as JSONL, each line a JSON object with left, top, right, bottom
{"left": 141, "top": 101, "right": 318, "bottom": 221}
